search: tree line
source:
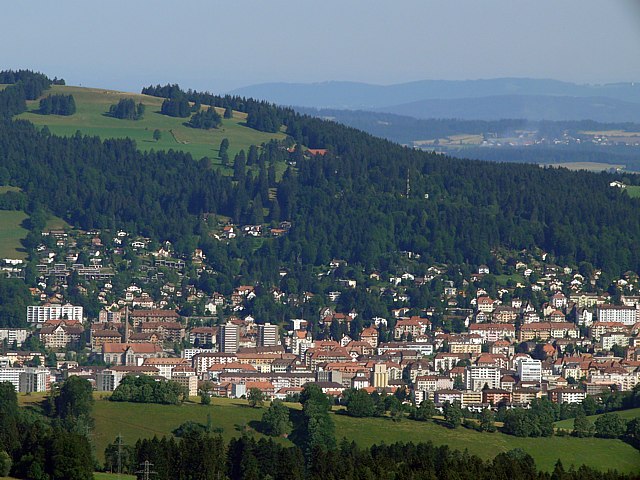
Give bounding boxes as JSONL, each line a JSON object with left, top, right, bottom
{"left": 0, "top": 69, "right": 59, "bottom": 118}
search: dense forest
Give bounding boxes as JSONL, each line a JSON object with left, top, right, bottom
{"left": 2, "top": 74, "right": 640, "bottom": 284}
{"left": 39, "top": 94, "right": 76, "bottom": 116}
{"left": 108, "top": 98, "right": 145, "bottom": 120}
{"left": 294, "top": 108, "right": 640, "bottom": 171}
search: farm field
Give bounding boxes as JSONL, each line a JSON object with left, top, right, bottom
{"left": 88, "top": 397, "right": 640, "bottom": 473}
{"left": 554, "top": 407, "right": 640, "bottom": 431}
{"left": 15, "top": 85, "right": 286, "bottom": 162}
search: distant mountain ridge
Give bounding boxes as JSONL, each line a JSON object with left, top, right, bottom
{"left": 230, "top": 78, "right": 640, "bottom": 107}
{"left": 378, "top": 94, "right": 640, "bottom": 123}
{"left": 229, "top": 78, "right": 640, "bottom": 122}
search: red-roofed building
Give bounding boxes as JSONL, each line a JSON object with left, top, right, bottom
{"left": 361, "top": 327, "right": 379, "bottom": 348}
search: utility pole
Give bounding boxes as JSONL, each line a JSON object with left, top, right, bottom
{"left": 406, "top": 168, "right": 410, "bottom": 198}
{"left": 135, "top": 461, "right": 157, "bottom": 480}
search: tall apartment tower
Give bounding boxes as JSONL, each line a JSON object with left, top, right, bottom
{"left": 373, "top": 363, "right": 388, "bottom": 388}
{"left": 257, "top": 323, "right": 278, "bottom": 347}
{"left": 219, "top": 322, "right": 239, "bottom": 353}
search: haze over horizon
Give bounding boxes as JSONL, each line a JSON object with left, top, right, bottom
{"left": 1, "top": 0, "right": 639, "bottom": 94}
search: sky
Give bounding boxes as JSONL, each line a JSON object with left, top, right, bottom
{"left": 1, "top": 0, "right": 639, "bottom": 93}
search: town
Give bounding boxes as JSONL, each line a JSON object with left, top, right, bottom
{"left": 1, "top": 223, "right": 638, "bottom": 414}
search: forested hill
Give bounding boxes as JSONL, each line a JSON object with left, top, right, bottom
{"left": 2, "top": 74, "right": 640, "bottom": 281}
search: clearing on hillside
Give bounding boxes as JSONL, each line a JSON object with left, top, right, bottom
{"left": 0, "top": 210, "right": 67, "bottom": 260}
{"left": 0, "top": 211, "right": 28, "bottom": 259}
{"left": 16, "top": 85, "right": 287, "bottom": 162}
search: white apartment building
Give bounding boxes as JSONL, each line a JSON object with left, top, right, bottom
{"left": 258, "top": 323, "right": 279, "bottom": 347}
{"left": 0, "top": 367, "right": 50, "bottom": 393}
{"left": 142, "top": 357, "right": 189, "bottom": 379}
{"left": 516, "top": 357, "right": 542, "bottom": 383}
{"left": 589, "top": 371, "right": 640, "bottom": 392}
{"left": 596, "top": 305, "right": 638, "bottom": 326}
{"left": 219, "top": 323, "right": 240, "bottom": 353}
{"left": 0, "top": 328, "right": 28, "bottom": 347}
{"left": 465, "top": 365, "right": 501, "bottom": 391}
{"left": 601, "top": 332, "right": 630, "bottom": 351}
{"left": 27, "top": 303, "right": 83, "bottom": 324}
{"left": 182, "top": 348, "right": 216, "bottom": 361}
{"left": 554, "top": 388, "right": 586, "bottom": 404}
{"left": 19, "top": 367, "right": 50, "bottom": 393}
{"left": 0, "top": 367, "right": 23, "bottom": 391}
{"left": 192, "top": 352, "right": 237, "bottom": 376}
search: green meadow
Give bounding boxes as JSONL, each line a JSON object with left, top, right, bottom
{"left": 87, "top": 397, "right": 640, "bottom": 473}
{"left": 0, "top": 210, "right": 67, "bottom": 260}
{"left": 0, "top": 211, "right": 29, "bottom": 259}
{"left": 16, "top": 85, "right": 286, "bottom": 162}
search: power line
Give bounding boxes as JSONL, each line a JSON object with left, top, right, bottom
{"left": 135, "top": 460, "right": 157, "bottom": 480}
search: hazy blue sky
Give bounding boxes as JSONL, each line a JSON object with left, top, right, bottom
{"left": 2, "top": 0, "right": 639, "bottom": 92}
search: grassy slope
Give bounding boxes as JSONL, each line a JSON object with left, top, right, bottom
{"left": 0, "top": 211, "right": 28, "bottom": 259}
{"left": 89, "top": 397, "right": 640, "bottom": 473}
{"left": 554, "top": 407, "right": 640, "bottom": 430}
{"left": 0, "top": 210, "right": 67, "bottom": 260}
{"left": 16, "top": 85, "right": 286, "bottom": 162}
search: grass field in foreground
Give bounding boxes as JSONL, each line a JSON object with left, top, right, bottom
{"left": 554, "top": 407, "right": 640, "bottom": 431}
{"left": 15, "top": 85, "right": 286, "bottom": 162}
{"left": 90, "top": 398, "right": 640, "bottom": 473}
